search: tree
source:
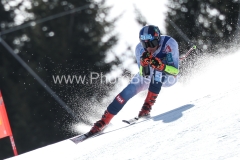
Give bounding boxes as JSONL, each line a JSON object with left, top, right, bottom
{"left": 0, "top": 0, "right": 119, "bottom": 158}
{"left": 0, "top": 0, "right": 28, "bottom": 158}
{"left": 165, "top": 0, "right": 240, "bottom": 82}
{"left": 166, "top": 0, "right": 239, "bottom": 53}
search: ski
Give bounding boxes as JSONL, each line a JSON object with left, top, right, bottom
{"left": 70, "top": 116, "right": 152, "bottom": 144}
{"left": 122, "top": 115, "right": 151, "bottom": 125}
{"left": 70, "top": 134, "right": 87, "bottom": 144}
{"left": 70, "top": 132, "right": 102, "bottom": 144}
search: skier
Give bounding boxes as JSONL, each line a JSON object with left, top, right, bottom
{"left": 88, "top": 25, "right": 179, "bottom": 136}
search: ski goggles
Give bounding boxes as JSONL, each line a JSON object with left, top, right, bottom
{"left": 140, "top": 39, "right": 159, "bottom": 48}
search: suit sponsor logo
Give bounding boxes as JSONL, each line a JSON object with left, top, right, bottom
{"left": 164, "top": 45, "right": 172, "bottom": 53}
{"left": 116, "top": 95, "right": 125, "bottom": 104}
{"left": 166, "top": 53, "right": 174, "bottom": 65}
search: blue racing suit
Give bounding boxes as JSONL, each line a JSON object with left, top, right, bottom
{"left": 107, "top": 35, "right": 179, "bottom": 115}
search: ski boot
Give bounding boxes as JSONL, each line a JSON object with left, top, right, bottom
{"left": 87, "top": 110, "right": 114, "bottom": 137}
{"left": 138, "top": 91, "right": 158, "bottom": 117}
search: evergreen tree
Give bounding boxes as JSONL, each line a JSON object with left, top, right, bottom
{"left": 165, "top": 0, "right": 239, "bottom": 83}
{"left": 20, "top": 0, "right": 119, "bottom": 120}
{"left": 166, "top": 0, "right": 239, "bottom": 53}
{"left": 0, "top": 1, "right": 28, "bottom": 159}
{"left": 0, "top": 0, "right": 119, "bottom": 158}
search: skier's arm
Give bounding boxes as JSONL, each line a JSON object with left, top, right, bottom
{"left": 151, "top": 38, "right": 179, "bottom": 76}
{"left": 150, "top": 57, "right": 179, "bottom": 75}
{"left": 140, "top": 51, "right": 152, "bottom": 66}
{"left": 165, "top": 38, "right": 180, "bottom": 75}
{"left": 164, "top": 65, "right": 179, "bottom": 75}
{"left": 135, "top": 44, "right": 153, "bottom": 77}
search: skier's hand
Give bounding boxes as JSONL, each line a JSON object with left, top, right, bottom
{"left": 150, "top": 57, "right": 166, "bottom": 71}
{"left": 140, "top": 51, "right": 152, "bottom": 66}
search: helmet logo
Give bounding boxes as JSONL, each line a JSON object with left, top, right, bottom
{"left": 140, "top": 34, "right": 153, "bottom": 40}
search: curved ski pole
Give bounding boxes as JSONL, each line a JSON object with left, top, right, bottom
{"left": 179, "top": 45, "right": 197, "bottom": 61}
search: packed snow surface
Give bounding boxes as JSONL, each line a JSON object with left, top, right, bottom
{"left": 6, "top": 50, "right": 240, "bottom": 160}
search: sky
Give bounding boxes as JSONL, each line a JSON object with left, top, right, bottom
{"left": 5, "top": 48, "right": 240, "bottom": 160}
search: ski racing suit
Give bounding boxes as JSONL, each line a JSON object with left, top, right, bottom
{"left": 107, "top": 35, "right": 179, "bottom": 115}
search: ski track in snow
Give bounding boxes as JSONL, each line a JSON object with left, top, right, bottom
{"left": 6, "top": 50, "right": 240, "bottom": 160}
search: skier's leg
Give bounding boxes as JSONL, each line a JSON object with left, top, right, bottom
{"left": 138, "top": 70, "right": 164, "bottom": 117}
{"left": 107, "top": 72, "right": 151, "bottom": 114}
{"left": 89, "top": 73, "right": 151, "bottom": 134}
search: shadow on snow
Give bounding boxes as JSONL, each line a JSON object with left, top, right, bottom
{"left": 152, "top": 104, "right": 195, "bottom": 123}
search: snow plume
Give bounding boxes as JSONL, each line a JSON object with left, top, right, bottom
{"left": 179, "top": 46, "right": 240, "bottom": 98}
{"left": 66, "top": 70, "right": 136, "bottom": 134}
{"left": 48, "top": 63, "right": 120, "bottom": 135}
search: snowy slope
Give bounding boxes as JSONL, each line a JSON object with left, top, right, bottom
{"left": 6, "top": 50, "right": 240, "bottom": 159}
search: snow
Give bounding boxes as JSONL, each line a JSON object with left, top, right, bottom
{"left": 6, "top": 50, "right": 240, "bottom": 160}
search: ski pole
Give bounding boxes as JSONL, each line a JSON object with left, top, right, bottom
{"left": 179, "top": 45, "right": 197, "bottom": 61}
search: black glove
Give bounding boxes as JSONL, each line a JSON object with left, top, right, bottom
{"left": 150, "top": 57, "right": 166, "bottom": 71}
{"left": 140, "top": 52, "right": 152, "bottom": 66}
